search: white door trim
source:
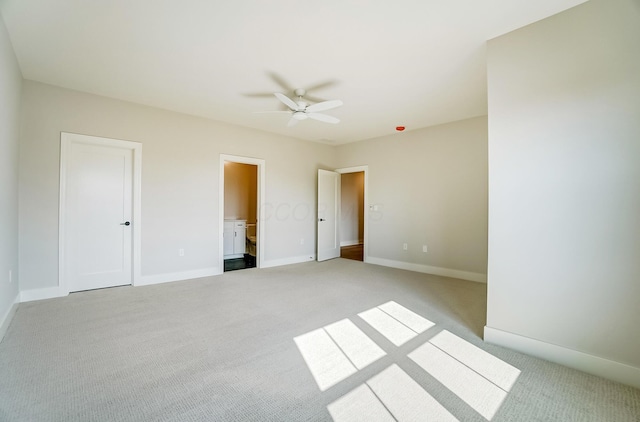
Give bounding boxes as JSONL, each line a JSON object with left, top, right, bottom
{"left": 336, "top": 166, "right": 369, "bottom": 263}
{"left": 219, "top": 154, "right": 266, "bottom": 270}
{"left": 59, "top": 132, "right": 142, "bottom": 295}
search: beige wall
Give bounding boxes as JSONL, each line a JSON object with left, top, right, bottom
{"left": 224, "top": 162, "right": 257, "bottom": 223}
{"left": 0, "top": 14, "right": 22, "bottom": 333}
{"left": 336, "top": 117, "right": 488, "bottom": 277}
{"left": 18, "top": 81, "right": 335, "bottom": 291}
{"left": 18, "top": 80, "right": 490, "bottom": 292}
{"left": 486, "top": 0, "right": 640, "bottom": 372}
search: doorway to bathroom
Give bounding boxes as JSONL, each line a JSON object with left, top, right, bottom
{"left": 219, "top": 154, "right": 265, "bottom": 272}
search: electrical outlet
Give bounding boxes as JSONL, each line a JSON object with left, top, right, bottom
{"left": 179, "top": 248, "right": 185, "bottom": 257}
{"left": 8, "top": 270, "right": 12, "bottom": 284}
{"left": 423, "top": 245, "right": 428, "bottom": 253}
{"left": 403, "top": 243, "right": 408, "bottom": 251}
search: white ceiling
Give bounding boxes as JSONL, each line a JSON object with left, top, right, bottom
{"left": 0, "top": 0, "right": 586, "bottom": 144}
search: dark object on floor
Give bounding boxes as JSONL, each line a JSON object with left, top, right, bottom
{"left": 224, "top": 254, "right": 256, "bottom": 272}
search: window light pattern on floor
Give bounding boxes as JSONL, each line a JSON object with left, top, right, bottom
{"left": 328, "top": 364, "right": 458, "bottom": 422}
{"left": 409, "top": 330, "right": 521, "bottom": 420}
{"left": 357, "top": 301, "right": 435, "bottom": 346}
{"left": 294, "top": 301, "right": 521, "bottom": 421}
{"left": 294, "top": 319, "right": 386, "bottom": 391}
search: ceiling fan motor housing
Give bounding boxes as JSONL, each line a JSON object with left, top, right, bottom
{"left": 271, "top": 91, "right": 342, "bottom": 125}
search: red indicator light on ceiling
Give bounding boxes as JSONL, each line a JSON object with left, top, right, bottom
{"left": 396, "top": 126, "right": 405, "bottom": 132}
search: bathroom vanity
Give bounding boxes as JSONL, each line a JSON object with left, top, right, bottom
{"left": 223, "top": 219, "right": 246, "bottom": 259}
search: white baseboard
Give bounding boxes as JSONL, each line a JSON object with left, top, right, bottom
{"left": 20, "top": 286, "right": 66, "bottom": 302}
{"left": 340, "top": 240, "right": 361, "bottom": 247}
{"left": 484, "top": 326, "right": 640, "bottom": 389}
{"left": 366, "top": 256, "right": 487, "bottom": 283}
{"left": 261, "top": 254, "right": 316, "bottom": 269}
{"left": 0, "top": 294, "right": 19, "bottom": 343}
{"left": 17, "top": 268, "right": 222, "bottom": 302}
{"left": 137, "top": 267, "right": 221, "bottom": 287}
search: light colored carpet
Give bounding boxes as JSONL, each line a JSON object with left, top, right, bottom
{"left": 0, "top": 259, "right": 638, "bottom": 421}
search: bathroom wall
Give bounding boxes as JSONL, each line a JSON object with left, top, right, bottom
{"left": 224, "top": 162, "right": 257, "bottom": 223}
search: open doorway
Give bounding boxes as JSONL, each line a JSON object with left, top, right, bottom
{"left": 316, "top": 165, "right": 368, "bottom": 263}
{"left": 339, "top": 171, "right": 364, "bottom": 261}
{"left": 220, "top": 155, "right": 265, "bottom": 272}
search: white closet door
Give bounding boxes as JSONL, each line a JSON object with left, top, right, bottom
{"left": 65, "top": 142, "right": 133, "bottom": 292}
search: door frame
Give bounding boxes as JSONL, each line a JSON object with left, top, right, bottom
{"left": 336, "top": 165, "right": 369, "bottom": 263}
{"left": 219, "top": 154, "right": 266, "bottom": 270}
{"left": 59, "top": 132, "right": 142, "bottom": 295}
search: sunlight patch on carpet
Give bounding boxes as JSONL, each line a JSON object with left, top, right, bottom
{"left": 295, "top": 302, "right": 520, "bottom": 421}
{"left": 329, "top": 364, "right": 458, "bottom": 422}
{"left": 294, "top": 319, "right": 386, "bottom": 391}
{"left": 324, "top": 319, "right": 387, "bottom": 370}
{"left": 429, "top": 330, "right": 521, "bottom": 391}
{"left": 327, "top": 384, "right": 395, "bottom": 422}
{"left": 358, "top": 301, "right": 434, "bottom": 346}
{"left": 409, "top": 330, "right": 520, "bottom": 420}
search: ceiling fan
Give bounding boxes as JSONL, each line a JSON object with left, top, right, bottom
{"left": 259, "top": 88, "right": 343, "bottom": 127}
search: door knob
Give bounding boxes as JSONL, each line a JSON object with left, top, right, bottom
{"left": 120, "top": 221, "right": 131, "bottom": 226}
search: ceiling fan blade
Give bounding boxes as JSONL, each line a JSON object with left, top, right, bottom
{"left": 307, "top": 113, "right": 340, "bottom": 124}
{"left": 303, "top": 80, "right": 339, "bottom": 103}
{"left": 303, "top": 94, "right": 330, "bottom": 103}
{"left": 274, "top": 93, "right": 299, "bottom": 111}
{"left": 306, "top": 100, "right": 343, "bottom": 113}
{"left": 287, "top": 117, "right": 300, "bottom": 127}
{"left": 268, "top": 72, "right": 295, "bottom": 93}
{"left": 243, "top": 92, "right": 275, "bottom": 98}
{"left": 305, "top": 79, "right": 339, "bottom": 93}
{"left": 253, "top": 110, "right": 291, "bottom": 114}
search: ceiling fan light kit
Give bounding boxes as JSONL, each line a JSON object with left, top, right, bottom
{"left": 262, "top": 90, "right": 343, "bottom": 127}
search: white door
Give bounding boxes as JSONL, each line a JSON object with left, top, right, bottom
{"left": 65, "top": 142, "right": 133, "bottom": 292}
{"left": 317, "top": 169, "right": 340, "bottom": 261}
